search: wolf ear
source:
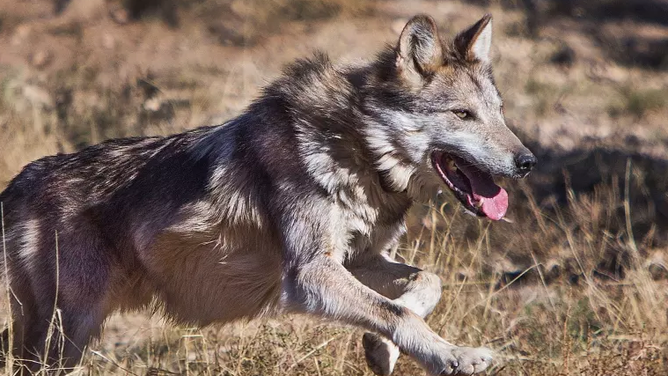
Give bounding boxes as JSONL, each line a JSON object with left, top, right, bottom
{"left": 455, "top": 14, "right": 493, "bottom": 63}
{"left": 396, "top": 15, "right": 443, "bottom": 85}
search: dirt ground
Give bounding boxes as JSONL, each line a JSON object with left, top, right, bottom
{"left": 1, "top": 0, "right": 668, "bottom": 375}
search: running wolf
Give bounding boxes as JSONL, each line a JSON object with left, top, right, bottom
{"left": 0, "top": 14, "right": 535, "bottom": 375}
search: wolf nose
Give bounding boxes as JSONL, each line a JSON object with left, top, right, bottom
{"left": 515, "top": 153, "right": 537, "bottom": 174}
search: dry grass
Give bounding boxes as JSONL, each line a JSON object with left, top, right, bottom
{"left": 4, "top": 190, "right": 666, "bottom": 375}
{"left": 2, "top": 0, "right": 668, "bottom": 374}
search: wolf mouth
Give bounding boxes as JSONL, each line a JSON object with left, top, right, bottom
{"left": 431, "top": 151, "right": 508, "bottom": 220}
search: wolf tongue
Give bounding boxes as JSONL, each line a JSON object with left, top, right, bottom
{"left": 476, "top": 187, "right": 508, "bottom": 221}
{"left": 459, "top": 164, "right": 509, "bottom": 221}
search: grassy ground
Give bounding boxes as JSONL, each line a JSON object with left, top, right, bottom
{"left": 1, "top": 0, "right": 668, "bottom": 374}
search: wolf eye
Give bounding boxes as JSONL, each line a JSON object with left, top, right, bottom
{"left": 452, "top": 110, "right": 472, "bottom": 120}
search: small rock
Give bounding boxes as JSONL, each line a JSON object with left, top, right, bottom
{"left": 22, "top": 85, "right": 54, "bottom": 109}
{"left": 110, "top": 7, "right": 130, "bottom": 25}
{"left": 143, "top": 97, "right": 162, "bottom": 112}
{"left": 60, "top": 0, "right": 106, "bottom": 23}
{"left": 543, "top": 259, "right": 562, "bottom": 281}
{"left": 30, "top": 50, "right": 53, "bottom": 69}
{"left": 648, "top": 263, "right": 668, "bottom": 280}
{"left": 646, "top": 251, "right": 668, "bottom": 280}
{"left": 141, "top": 97, "right": 176, "bottom": 123}
{"left": 550, "top": 45, "right": 576, "bottom": 68}
{"left": 102, "top": 33, "right": 115, "bottom": 49}
{"left": 207, "top": 20, "right": 252, "bottom": 47}
{"left": 455, "top": 268, "right": 471, "bottom": 281}
{"left": 11, "top": 24, "right": 32, "bottom": 46}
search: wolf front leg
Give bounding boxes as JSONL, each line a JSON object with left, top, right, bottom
{"left": 349, "top": 254, "right": 494, "bottom": 376}
{"left": 282, "top": 254, "right": 491, "bottom": 375}
{"left": 350, "top": 254, "right": 442, "bottom": 375}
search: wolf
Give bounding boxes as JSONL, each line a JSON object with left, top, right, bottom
{"left": 0, "top": 14, "right": 535, "bottom": 375}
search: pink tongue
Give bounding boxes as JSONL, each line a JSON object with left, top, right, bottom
{"left": 460, "top": 165, "right": 509, "bottom": 221}
{"left": 477, "top": 188, "right": 508, "bottom": 221}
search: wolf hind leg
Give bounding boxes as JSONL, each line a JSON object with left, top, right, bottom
{"left": 350, "top": 254, "right": 443, "bottom": 376}
{"left": 52, "top": 309, "right": 105, "bottom": 371}
{"left": 11, "top": 224, "right": 111, "bottom": 373}
{"left": 11, "top": 297, "right": 107, "bottom": 374}
{"left": 5, "top": 292, "right": 100, "bottom": 374}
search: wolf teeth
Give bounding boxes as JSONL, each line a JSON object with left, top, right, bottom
{"left": 474, "top": 200, "right": 483, "bottom": 208}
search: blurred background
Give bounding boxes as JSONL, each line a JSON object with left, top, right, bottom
{"left": 1, "top": 0, "right": 667, "bottom": 375}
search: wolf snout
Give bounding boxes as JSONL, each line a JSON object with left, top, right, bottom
{"left": 514, "top": 152, "right": 537, "bottom": 176}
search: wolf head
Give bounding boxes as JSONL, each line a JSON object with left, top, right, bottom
{"left": 365, "top": 14, "right": 536, "bottom": 221}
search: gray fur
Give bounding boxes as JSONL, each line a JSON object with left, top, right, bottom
{"left": 0, "top": 14, "right": 534, "bottom": 375}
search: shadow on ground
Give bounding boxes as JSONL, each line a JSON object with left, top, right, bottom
{"left": 470, "top": 0, "right": 668, "bottom": 70}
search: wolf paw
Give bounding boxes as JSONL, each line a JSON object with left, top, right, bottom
{"left": 362, "top": 332, "right": 400, "bottom": 376}
{"left": 444, "top": 346, "right": 493, "bottom": 375}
